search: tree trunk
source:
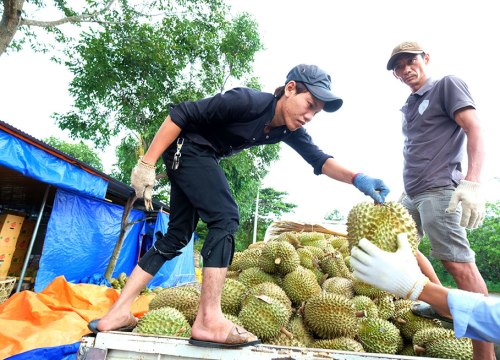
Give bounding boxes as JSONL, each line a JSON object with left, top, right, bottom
{"left": 0, "top": 0, "right": 24, "bottom": 56}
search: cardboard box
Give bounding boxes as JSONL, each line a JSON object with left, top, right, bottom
{"left": 7, "top": 248, "right": 28, "bottom": 277}
{"left": 15, "top": 220, "right": 36, "bottom": 250}
{"left": 0, "top": 248, "right": 14, "bottom": 277}
{"left": 0, "top": 214, "right": 25, "bottom": 250}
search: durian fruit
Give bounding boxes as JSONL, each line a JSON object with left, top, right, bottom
{"left": 328, "top": 236, "right": 350, "bottom": 257}
{"left": 357, "top": 317, "right": 401, "bottom": 354}
{"left": 303, "top": 292, "right": 359, "bottom": 339}
{"left": 285, "top": 314, "right": 314, "bottom": 347}
{"left": 297, "top": 231, "right": 326, "bottom": 247}
{"left": 265, "top": 330, "right": 306, "bottom": 348}
{"left": 296, "top": 247, "right": 316, "bottom": 270}
{"left": 353, "top": 279, "right": 392, "bottom": 299}
{"left": 351, "top": 295, "right": 379, "bottom": 318}
{"left": 238, "top": 266, "right": 276, "bottom": 287}
{"left": 373, "top": 295, "right": 396, "bottom": 320}
{"left": 275, "top": 231, "right": 301, "bottom": 248}
{"left": 393, "top": 306, "right": 443, "bottom": 340}
{"left": 223, "top": 313, "right": 244, "bottom": 327}
{"left": 420, "top": 337, "right": 473, "bottom": 360}
{"left": 311, "top": 337, "right": 365, "bottom": 352}
{"left": 228, "top": 251, "right": 244, "bottom": 271}
{"left": 148, "top": 286, "right": 199, "bottom": 324}
{"left": 319, "top": 250, "right": 353, "bottom": 280}
{"left": 221, "top": 278, "right": 247, "bottom": 316}
{"left": 237, "top": 248, "right": 262, "bottom": 270}
{"left": 134, "top": 307, "right": 191, "bottom": 337}
{"left": 321, "top": 277, "right": 355, "bottom": 299}
{"left": 259, "top": 240, "right": 300, "bottom": 275}
{"left": 398, "top": 343, "right": 416, "bottom": 356}
{"left": 412, "top": 327, "right": 456, "bottom": 348}
{"left": 242, "top": 281, "right": 292, "bottom": 316}
{"left": 346, "top": 201, "right": 419, "bottom": 254}
{"left": 239, "top": 295, "right": 291, "bottom": 341}
{"left": 304, "top": 245, "right": 325, "bottom": 259}
{"left": 282, "top": 266, "right": 321, "bottom": 306}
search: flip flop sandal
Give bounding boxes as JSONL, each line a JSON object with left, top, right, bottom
{"left": 189, "top": 325, "right": 261, "bottom": 348}
{"left": 411, "top": 302, "right": 453, "bottom": 323}
{"left": 87, "top": 314, "right": 138, "bottom": 334}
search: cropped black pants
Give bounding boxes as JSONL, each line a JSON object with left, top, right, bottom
{"left": 138, "top": 138, "right": 238, "bottom": 275}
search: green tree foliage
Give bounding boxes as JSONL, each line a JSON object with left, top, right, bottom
{"left": 324, "top": 209, "right": 345, "bottom": 223}
{"left": 44, "top": 136, "right": 104, "bottom": 171}
{"left": 419, "top": 201, "right": 500, "bottom": 291}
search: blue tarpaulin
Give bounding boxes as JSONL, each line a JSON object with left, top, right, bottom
{"left": 147, "top": 211, "right": 196, "bottom": 288}
{"left": 0, "top": 128, "right": 108, "bottom": 199}
{"left": 35, "top": 189, "right": 195, "bottom": 292}
{"left": 35, "top": 188, "right": 145, "bottom": 292}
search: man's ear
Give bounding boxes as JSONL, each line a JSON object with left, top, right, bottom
{"left": 393, "top": 71, "right": 402, "bottom": 82}
{"left": 423, "top": 53, "right": 430, "bottom": 65}
{"left": 285, "top": 80, "right": 296, "bottom": 94}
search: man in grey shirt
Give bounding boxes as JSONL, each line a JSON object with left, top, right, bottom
{"left": 386, "top": 41, "right": 493, "bottom": 360}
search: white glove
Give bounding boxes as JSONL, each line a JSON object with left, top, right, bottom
{"left": 350, "top": 234, "right": 428, "bottom": 300}
{"left": 131, "top": 159, "right": 156, "bottom": 211}
{"left": 446, "top": 180, "right": 485, "bottom": 229}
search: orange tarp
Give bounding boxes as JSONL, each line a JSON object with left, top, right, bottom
{"left": 0, "top": 276, "right": 153, "bottom": 359}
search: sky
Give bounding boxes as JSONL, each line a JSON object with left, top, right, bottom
{"left": 0, "top": 0, "right": 499, "bottom": 222}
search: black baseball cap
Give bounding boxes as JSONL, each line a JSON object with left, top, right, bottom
{"left": 286, "top": 64, "right": 343, "bottom": 112}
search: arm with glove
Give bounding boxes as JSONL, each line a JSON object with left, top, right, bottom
{"left": 131, "top": 116, "right": 182, "bottom": 210}
{"left": 321, "top": 158, "right": 390, "bottom": 204}
{"left": 350, "top": 234, "right": 500, "bottom": 343}
{"left": 446, "top": 108, "right": 486, "bottom": 229}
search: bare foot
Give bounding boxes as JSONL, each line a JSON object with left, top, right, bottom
{"left": 94, "top": 312, "right": 137, "bottom": 331}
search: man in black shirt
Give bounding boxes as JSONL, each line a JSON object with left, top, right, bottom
{"left": 89, "top": 64, "right": 390, "bottom": 347}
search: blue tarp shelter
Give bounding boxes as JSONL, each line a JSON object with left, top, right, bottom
{"left": 0, "top": 119, "right": 195, "bottom": 293}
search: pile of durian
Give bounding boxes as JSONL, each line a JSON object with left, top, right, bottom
{"left": 133, "top": 201, "right": 473, "bottom": 359}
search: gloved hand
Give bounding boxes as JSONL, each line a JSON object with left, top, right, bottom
{"left": 352, "top": 173, "right": 390, "bottom": 204}
{"left": 131, "top": 159, "right": 156, "bottom": 211}
{"left": 350, "top": 234, "right": 429, "bottom": 300}
{"left": 445, "top": 180, "right": 485, "bottom": 229}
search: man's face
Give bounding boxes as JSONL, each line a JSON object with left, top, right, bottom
{"left": 392, "top": 53, "right": 429, "bottom": 92}
{"left": 282, "top": 82, "right": 324, "bottom": 131}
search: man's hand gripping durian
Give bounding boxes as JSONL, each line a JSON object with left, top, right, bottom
{"left": 350, "top": 233, "right": 429, "bottom": 300}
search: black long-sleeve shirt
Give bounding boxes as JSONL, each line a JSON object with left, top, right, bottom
{"left": 169, "top": 87, "right": 333, "bottom": 175}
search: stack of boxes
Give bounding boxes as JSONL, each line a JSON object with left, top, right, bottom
{"left": 0, "top": 213, "right": 25, "bottom": 277}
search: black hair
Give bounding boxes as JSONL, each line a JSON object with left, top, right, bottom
{"left": 274, "top": 81, "right": 308, "bottom": 99}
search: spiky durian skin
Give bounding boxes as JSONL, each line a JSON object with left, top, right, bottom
{"left": 321, "top": 276, "right": 355, "bottom": 299}
{"left": 265, "top": 332, "right": 306, "bottom": 348}
{"left": 237, "top": 248, "right": 262, "bottom": 270}
{"left": 242, "top": 281, "right": 292, "bottom": 315}
{"left": 425, "top": 337, "right": 473, "bottom": 360}
{"left": 221, "top": 278, "right": 247, "bottom": 316}
{"left": 282, "top": 266, "right": 321, "bottom": 306}
{"left": 286, "top": 314, "right": 314, "bottom": 347}
{"left": 238, "top": 266, "right": 276, "bottom": 287}
{"left": 373, "top": 295, "right": 396, "bottom": 320}
{"left": 303, "top": 292, "right": 359, "bottom": 339}
{"left": 239, "top": 295, "right": 290, "bottom": 341}
{"left": 259, "top": 240, "right": 300, "bottom": 275}
{"left": 312, "top": 337, "right": 364, "bottom": 352}
{"left": 148, "top": 287, "right": 199, "bottom": 324}
{"left": 412, "top": 327, "right": 455, "bottom": 347}
{"left": 357, "top": 317, "right": 401, "bottom": 354}
{"left": 134, "top": 307, "right": 191, "bottom": 337}
{"left": 393, "top": 307, "right": 443, "bottom": 340}
{"left": 351, "top": 295, "right": 379, "bottom": 318}
{"left": 346, "top": 201, "right": 419, "bottom": 254}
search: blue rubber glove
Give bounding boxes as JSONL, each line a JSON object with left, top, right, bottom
{"left": 352, "top": 173, "right": 390, "bottom": 204}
